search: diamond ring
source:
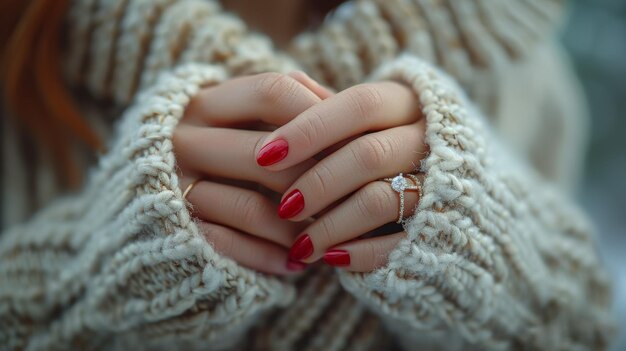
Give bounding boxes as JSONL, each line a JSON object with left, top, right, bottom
{"left": 381, "top": 173, "right": 422, "bottom": 224}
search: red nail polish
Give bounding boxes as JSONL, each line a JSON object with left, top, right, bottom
{"left": 257, "top": 139, "right": 289, "bottom": 166}
{"left": 289, "top": 234, "right": 314, "bottom": 261}
{"left": 278, "top": 189, "right": 304, "bottom": 219}
{"left": 323, "top": 249, "right": 350, "bottom": 267}
{"left": 286, "top": 259, "right": 307, "bottom": 271}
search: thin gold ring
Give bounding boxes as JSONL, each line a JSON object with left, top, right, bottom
{"left": 182, "top": 179, "right": 201, "bottom": 200}
{"left": 381, "top": 173, "right": 422, "bottom": 224}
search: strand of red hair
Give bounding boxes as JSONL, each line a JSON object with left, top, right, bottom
{"left": 1, "top": 0, "right": 103, "bottom": 188}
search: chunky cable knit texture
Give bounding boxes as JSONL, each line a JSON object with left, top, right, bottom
{"left": 340, "top": 55, "right": 614, "bottom": 350}
{"left": 0, "top": 0, "right": 615, "bottom": 350}
{"left": 0, "top": 64, "right": 297, "bottom": 350}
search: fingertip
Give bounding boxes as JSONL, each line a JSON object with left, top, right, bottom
{"left": 278, "top": 189, "right": 305, "bottom": 220}
{"left": 256, "top": 138, "right": 289, "bottom": 167}
{"left": 287, "top": 233, "right": 313, "bottom": 261}
{"left": 325, "top": 233, "right": 406, "bottom": 272}
{"left": 323, "top": 249, "right": 351, "bottom": 267}
{"left": 286, "top": 259, "right": 308, "bottom": 272}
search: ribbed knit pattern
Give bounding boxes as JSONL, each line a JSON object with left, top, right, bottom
{"left": 0, "top": 65, "right": 295, "bottom": 350}
{"left": 63, "top": 0, "right": 562, "bottom": 109}
{"left": 0, "top": 0, "right": 615, "bottom": 350}
{"left": 338, "top": 55, "right": 614, "bottom": 350}
{"left": 290, "top": 0, "right": 562, "bottom": 91}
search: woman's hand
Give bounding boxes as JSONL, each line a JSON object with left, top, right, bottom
{"left": 255, "top": 81, "right": 427, "bottom": 272}
{"left": 173, "top": 72, "right": 331, "bottom": 275}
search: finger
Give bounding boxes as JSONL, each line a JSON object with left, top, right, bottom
{"left": 255, "top": 81, "right": 421, "bottom": 170}
{"left": 288, "top": 180, "right": 420, "bottom": 263}
{"left": 182, "top": 178, "right": 302, "bottom": 248}
{"left": 174, "top": 125, "right": 317, "bottom": 193}
{"left": 277, "top": 121, "right": 426, "bottom": 220}
{"left": 185, "top": 72, "right": 323, "bottom": 127}
{"left": 314, "top": 134, "right": 362, "bottom": 161}
{"left": 197, "top": 221, "right": 306, "bottom": 275}
{"left": 323, "top": 232, "right": 406, "bottom": 272}
{"left": 287, "top": 71, "right": 335, "bottom": 100}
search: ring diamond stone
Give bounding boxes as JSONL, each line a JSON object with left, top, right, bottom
{"left": 381, "top": 173, "right": 422, "bottom": 224}
{"left": 390, "top": 175, "right": 409, "bottom": 192}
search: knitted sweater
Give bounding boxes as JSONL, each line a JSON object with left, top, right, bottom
{"left": 0, "top": 0, "right": 615, "bottom": 350}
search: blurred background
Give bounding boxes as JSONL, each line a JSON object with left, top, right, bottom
{"left": 563, "top": 0, "right": 626, "bottom": 349}
{"left": 0, "top": 0, "right": 624, "bottom": 348}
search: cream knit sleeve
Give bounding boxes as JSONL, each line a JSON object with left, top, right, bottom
{"left": 0, "top": 64, "right": 294, "bottom": 350}
{"left": 290, "top": 0, "right": 563, "bottom": 92}
{"left": 63, "top": 0, "right": 298, "bottom": 106}
{"left": 336, "top": 55, "right": 615, "bottom": 350}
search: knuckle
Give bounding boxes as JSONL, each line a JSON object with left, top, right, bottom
{"left": 232, "top": 191, "right": 263, "bottom": 226}
{"left": 253, "top": 72, "right": 299, "bottom": 104}
{"left": 346, "top": 84, "right": 384, "bottom": 120}
{"left": 353, "top": 135, "right": 397, "bottom": 171}
{"left": 293, "top": 109, "right": 325, "bottom": 150}
{"left": 317, "top": 217, "right": 337, "bottom": 248}
{"left": 304, "top": 162, "right": 334, "bottom": 199}
{"left": 356, "top": 183, "right": 393, "bottom": 219}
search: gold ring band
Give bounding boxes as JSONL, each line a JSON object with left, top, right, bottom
{"left": 381, "top": 173, "right": 422, "bottom": 224}
{"left": 182, "top": 179, "right": 201, "bottom": 200}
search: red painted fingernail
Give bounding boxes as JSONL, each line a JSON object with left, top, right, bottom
{"left": 257, "top": 139, "right": 289, "bottom": 166}
{"left": 288, "top": 234, "right": 314, "bottom": 261}
{"left": 286, "top": 259, "right": 307, "bottom": 271}
{"left": 278, "top": 189, "right": 304, "bottom": 219}
{"left": 323, "top": 249, "right": 350, "bottom": 267}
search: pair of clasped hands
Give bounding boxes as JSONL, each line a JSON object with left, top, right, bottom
{"left": 174, "top": 71, "right": 427, "bottom": 274}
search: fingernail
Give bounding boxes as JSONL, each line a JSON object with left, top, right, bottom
{"left": 288, "top": 234, "right": 314, "bottom": 261}
{"left": 323, "top": 249, "right": 350, "bottom": 267}
{"left": 286, "top": 259, "right": 307, "bottom": 271}
{"left": 257, "top": 139, "right": 288, "bottom": 166}
{"left": 278, "top": 189, "right": 304, "bottom": 219}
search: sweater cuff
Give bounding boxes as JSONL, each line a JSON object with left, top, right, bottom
{"left": 336, "top": 54, "right": 614, "bottom": 350}
{"left": 290, "top": 0, "right": 563, "bottom": 91}
{"left": 0, "top": 63, "right": 294, "bottom": 350}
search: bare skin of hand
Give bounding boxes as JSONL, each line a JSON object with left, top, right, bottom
{"left": 175, "top": 71, "right": 426, "bottom": 275}
{"left": 256, "top": 81, "right": 427, "bottom": 272}
{"left": 173, "top": 72, "right": 332, "bottom": 275}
